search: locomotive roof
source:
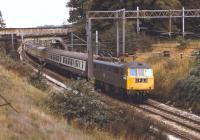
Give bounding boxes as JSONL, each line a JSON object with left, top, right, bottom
{"left": 125, "top": 62, "right": 150, "bottom": 69}
{"left": 94, "top": 60, "right": 150, "bottom": 69}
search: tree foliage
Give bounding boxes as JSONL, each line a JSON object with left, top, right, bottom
{"left": 66, "top": 0, "right": 200, "bottom": 54}
{"left": 172, "top": 65, "right": 200, "bottom": 114}
{"left": 0, "top": 11, "right": 6, "bottom": 28}
{"left": 67, "top": 0, "right": 199, "bottom": 31}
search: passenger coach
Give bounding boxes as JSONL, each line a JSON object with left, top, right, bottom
{"left": 45, "top": 48, "right": 88, "bottom": 77}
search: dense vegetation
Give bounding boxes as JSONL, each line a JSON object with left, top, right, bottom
{"left": 44, "top": 80, "right": 167, "bottom": 140}
{"left": 66, "top": 0, "right": 200, "bottom": 55}
{"left": 67, "top": 0, "right": 200, "bottom": 30}
{"left": 172, "top": 63, "right": 200, "bottom": 114}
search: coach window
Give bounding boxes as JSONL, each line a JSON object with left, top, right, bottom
{"left": 62, "top": 57, "right": 65, "bottom": 63}
{"left": 64, "top": 57, "right": 66, "bottom": 64}
{"left": 63, "top": 57, "right": 66, "bottom": 64}
{"left": 66, "top": 57, "right": 68, "bottom": 64}
{"left": 80, "top": 61, "right": 83, "bottom": 69}
{"left": 74, "top": 60, "right": 77, "bottom": 67}
{"left": 81, "top": 63, "right": 83, "bottom": 69}
{"left": 73, "top": 59, "right": 75, "bottom": 66}
{"left": 69, "top": 58, "right": 72, "bottom": 66}
{"left": 70, "top": 59, "right": 73, "bottom": 65}
{"left": 75, "top": 60, "right": 78, "bottom": 67}
{"left": 69, "top": 58, "right": 71, "bottom": 65}
{"left": 78, "top": 61, "right": 80, "bottom": 68}
{"left": 77, "top": 61, "right": 80, "bottom": 68}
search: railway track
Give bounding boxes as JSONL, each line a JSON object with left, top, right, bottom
{"left": 23, "top": 54, "right": 200, "bottom": 140}
{"left": 137, "top": 100, "right": 200, "bottom": 140}
{"left": 146, "top": 99, "right": 200, "bottom": 126}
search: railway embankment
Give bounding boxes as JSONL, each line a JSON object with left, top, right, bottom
{"left": 0, "top": 48, "right": 121, "bottom": 140}
{"left": 0, "top": 48, "right": 168, "bottom": 140}
{"left": 43, "top": 80, "right": 168, "bottom": 140}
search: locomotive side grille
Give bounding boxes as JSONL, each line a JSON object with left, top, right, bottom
{"left": 135, "top": 78, "right": 148, "bottom": 83}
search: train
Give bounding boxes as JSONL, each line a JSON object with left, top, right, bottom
{"left": 23, "top": 45, "right": 154, "bottom": 102}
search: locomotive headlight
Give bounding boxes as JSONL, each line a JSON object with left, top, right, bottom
{"left": 123, "top": 75, "right": 127, "bottom": 80}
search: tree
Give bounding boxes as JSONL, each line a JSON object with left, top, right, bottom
{"left": 66, "top": 0, "right": 199, "bottom": 54}
{"left": 0, "top": 11, "right": 6, "bottom": 28}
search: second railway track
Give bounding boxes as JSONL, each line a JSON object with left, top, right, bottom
{"left": 137, "top": 102, "right": 200, "bottom": 139}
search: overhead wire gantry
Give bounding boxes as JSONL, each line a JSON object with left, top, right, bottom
{"left": 86, "top": 7, "right": 200, "bottom": 79}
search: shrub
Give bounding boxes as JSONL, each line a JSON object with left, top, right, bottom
{"left": 171, "top": 65, "right": 200, "bottom": 114}
{"left": 176, "top": 36, "right": 190, "bottom": 50}
{"left": 43, "top": 80, "right": 167, "bottom": 140}
{"left": 0, "top": 47, "right": 32, "bottom": 77}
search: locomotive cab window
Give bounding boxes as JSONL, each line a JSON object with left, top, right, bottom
{"left": 145, "top": 69, "right": 153, "bottom": 77}
{"left": 130, "top": 69, "right": 137, "bottom": 76}
{"left": 137, "top": 69, "right": 145, "bottom": 77}
{"left": 130, "top": 69, "right": 153, "bottom": 77}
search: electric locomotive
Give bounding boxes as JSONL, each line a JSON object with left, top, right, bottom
{"left": 94, "top": 60, "right": 154, "bottom": 100}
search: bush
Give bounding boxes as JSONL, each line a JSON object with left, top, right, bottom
{"left": 171, "top": 65, "right": 200, "bottom": 114}
{"left": 176, "top": 37, "right": 190, "bottom": 50}
{"left": 43, "top": 80, "right": 167, "bottom": 140}
{"left": 28, "top": 71, "right": 49, "bottom": 91}
{"left": 0, "top": 47, "right": 32, "bottom": 77}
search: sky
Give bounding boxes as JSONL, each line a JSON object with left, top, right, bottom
{"left": 0, "top": 0, "right": 69, "bottom": 28}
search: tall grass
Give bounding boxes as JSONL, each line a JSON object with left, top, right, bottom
{"left": 0, "top": 48, "right": 119, "bottom": 140}
{"left": 135, "top": 45, "right": 194, "bottom": 101}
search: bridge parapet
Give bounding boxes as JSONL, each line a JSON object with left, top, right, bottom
{"left": 0, "top": 27, "right": 74, "bottom": 36}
